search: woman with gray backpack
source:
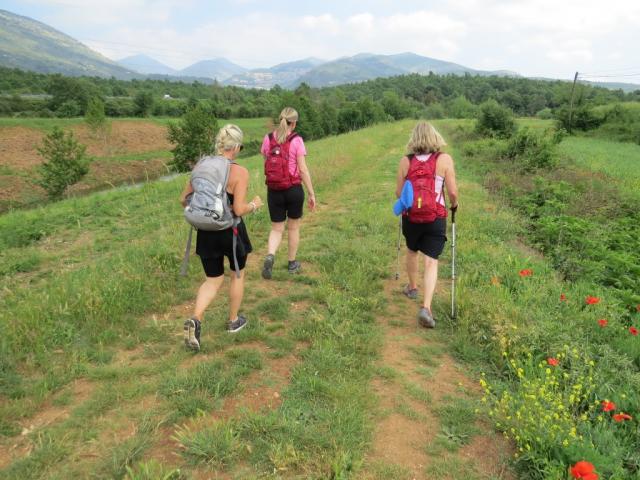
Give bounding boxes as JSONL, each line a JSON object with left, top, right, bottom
{"left": 179, "top": 124, "right": 263, "bottom": 351}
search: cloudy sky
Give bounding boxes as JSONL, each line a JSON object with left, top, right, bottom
{"left": 3, "top": 0, "right": 640, "bottom": 83}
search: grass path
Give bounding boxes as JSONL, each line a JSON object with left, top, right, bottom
{"left": 359, "top": 241, "right": 514, "bottom": 480}
{"left": 1, "top": 120, "right": 518, "bottom": 478}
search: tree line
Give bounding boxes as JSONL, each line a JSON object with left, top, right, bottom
{"left": 1, "top": 66, "right": 638, "bottom": 124}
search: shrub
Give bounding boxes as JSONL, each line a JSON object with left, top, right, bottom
{"left": 503, "top": 128, "right": 564, "bottom": 172}
{"left": 554, "top": 105, "right": 604, "bottom": 132}
{"left": 55, "top": 100, "right": 81, "bottom": 118}
{"left": 36, "top": 127, "right": 91, "bottom": 199}
{"left": 536, "top": 108, "right": 553, "bottom": 119}
{"left": 448, "top": 95, "right": 478, "bottom": 118}
{"left": 475, "top": 99, "right": 516, "bottom": 138}
{"left": 134, "top": 90, "right": 154, "bottom": 117}
{"left": 421, "top": 103, "right": 446, "bottom": 120}
{"left": 85, "top": 97, "right": 108, "bottom": 137}
{"left": 167, "top": 104, "right": 217, "bottom": 172}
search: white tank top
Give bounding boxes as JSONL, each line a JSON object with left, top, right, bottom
{"left": 415, "top": 153, "right": 446, "bottom": 207}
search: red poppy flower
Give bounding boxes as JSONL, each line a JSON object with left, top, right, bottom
{"left": 585, "top": 296, "right": 600, "bottom": 305}
{"left": 547, "top": 357, "right": 559, "bottom": 366}
{"left": 612, "top": 413, "right": 632, "bottom": 422}
{"left": 598, "top": 319, "right": 608, "bottom": 327}
{"left": 560, "top": 293, "right": 567, "bottom": 301}
{"left": 630, "top": 327, "right": 639, "bottom": 336}
{"left": 519, "top": 269, "right": 533, "bottom": 277}
{"left": 570, "top": 461, "right": 598, "bottom": 479}
{"left": 601, "top": 401, "right": 616, "bottom": 412}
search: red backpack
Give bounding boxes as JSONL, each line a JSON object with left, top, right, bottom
{"left": 405, "top": 152, "right": 447, "bottom": 223}
{"left": 264, "top": 132, "right": 301, "bottom": 190}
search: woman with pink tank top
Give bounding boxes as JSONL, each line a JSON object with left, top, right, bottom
{"left": 396, "top": 121, "right": 458, "bottom": 328}
{"left": 260, "top": 107, "right": 316, "bottom": 278}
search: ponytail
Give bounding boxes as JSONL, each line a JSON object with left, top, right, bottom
{"left": 275, "top": 107, "right": 299, "bottom": 143}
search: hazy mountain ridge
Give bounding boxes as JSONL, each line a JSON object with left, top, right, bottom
{"left": 223, "top": 58, "right": 326, "bottom": 88}
{"left": 1, "top": 8, "right": 636, "bottom": 92}
{"left": 0, "top": 9, "right": 137, "bottom": 78}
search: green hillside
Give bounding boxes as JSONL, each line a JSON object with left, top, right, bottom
{"left": 0, "top": 9, "right": 136, "bottom": 79}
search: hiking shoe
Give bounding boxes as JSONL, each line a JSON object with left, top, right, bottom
{"left": 262, "top": 254, "right": 275, "bottom": 279}
{"left": 227, "top": 315, "right": 248, "bottom": 333}
{"left": 418, "top": 308, "right": 436, "bottom": 329}
{"left": 288, "top": 260, "right": 302, "bottom": 274}
{"left": 183, "top": 317, "right": 201, "bottom": 351}
{"left": 402, "top": 284, "right": 418, "bottom": 300}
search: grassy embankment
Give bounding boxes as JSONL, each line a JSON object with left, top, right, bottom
{"left": 1, "top": 118, "right": 639, "bottom": 478}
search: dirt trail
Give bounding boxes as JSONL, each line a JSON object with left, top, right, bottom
{"left": 360, "top": 259, "right": 514, "bottom": 480}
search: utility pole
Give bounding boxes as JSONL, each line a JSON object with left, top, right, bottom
{"left": 567, "top": 71, "right": 579, "bottom": 133}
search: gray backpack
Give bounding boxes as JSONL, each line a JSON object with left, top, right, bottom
{"left": 180, "top": 155, "right": 241, "bottom": 277}
{"left": 184, "top": 155, "right": 234, "bottom": 231}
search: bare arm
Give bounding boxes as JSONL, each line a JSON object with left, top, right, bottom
{"left": 230, "top": 165, "right": 263, "bottom": 217}
{"left": 297, "top": 154, "right": 316, "bottom": 211}
{"left": 395, "top": 156, "right": 410, "bottom": 198}
{"left": 180, "top": 179, "right": 193, "bottom": 207}
{"left": 442, "top": 155, "right": 458, "bottom": 208}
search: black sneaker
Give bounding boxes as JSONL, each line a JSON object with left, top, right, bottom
{"left": 262, "top": 254, "right": 275, "bottom": 279}
{"left": 288, "top": 260, "right": 302, "bottom": 274}
{"left": 227, "top": 315, "right": 248, "bottom": 333}
{"left": 183, "top": 317, "right": 201, "bottom": 351}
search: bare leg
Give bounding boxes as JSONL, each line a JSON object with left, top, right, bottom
{"left": 228, "top": 269, "right": 246, "bottom": 321}
{"left": 406, "top": 249, "right": 419, "bottom": 290}
{"left": 422, "top": 256, "right": 439, "bottom": 311}
{"left": 267, "top": 222, "right": 286, "bottom": 256}
{"left": 287, "top": 218, "right": 301, "bottom": 261}
{"left": 193, "top": 275, "right": 225, "bottom": 321}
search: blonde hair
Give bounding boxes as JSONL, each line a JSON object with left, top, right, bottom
{"left": 407, "top": 121, "right": 447, "bottom": 154}
{"left": 215, "top": 124, "right": 243, "bottom": 154}
{"left": 276, "top": 107, "right": 299, "bottom": 143}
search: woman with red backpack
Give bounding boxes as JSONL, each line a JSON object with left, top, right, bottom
{"left": 396, "top": 121, "right": 458, "bottom": 328}
{"left": 260, "top": 107, "right": 316, "bottom": 278}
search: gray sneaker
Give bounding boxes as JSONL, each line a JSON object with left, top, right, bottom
{"left": 402, "top": 284, "right": 418, "bottom": 300}
{"left": 418, "top": 308, "right": 436, "bottom": 329}
{"left": 262, "top": 254, "right": 275, "bottom": 279}
{"left": 288, "top": 260, "right": 302, "bottom": 274}
{"left": 183, "top": 317, "right": 201, "bottom": 351}
{"left": 227, "top": 315, "right": 248, "bottom": 333}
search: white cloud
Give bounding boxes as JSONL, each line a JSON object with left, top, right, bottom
{"left": 19, "top": 0, "right": 640, "bottom": 82}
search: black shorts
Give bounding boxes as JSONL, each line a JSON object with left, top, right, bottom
{"left": 196, "top": 222, "right": 252, "bottom": 277}
{"left": 402, "top": 216, "right": 447, "bottom": 259}
{"left": 267, "top": 184, "right": 304, "bottom": 222}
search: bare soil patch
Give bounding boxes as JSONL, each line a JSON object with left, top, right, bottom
{"left": 362, "top": 258, "right": 514, "bottom": 479}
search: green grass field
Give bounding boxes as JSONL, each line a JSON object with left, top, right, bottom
{"left": 559, "top": 136, "right": 640, "bottom": 193}
{"left": 1, "top": 119, "right": 639, "bottom": 478}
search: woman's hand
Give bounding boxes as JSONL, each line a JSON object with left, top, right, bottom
{"left": 308, "top": 193, "right": 316, "bottom": 212}
{"left": 251, "top": 195, "right": 263, "bottom": 210}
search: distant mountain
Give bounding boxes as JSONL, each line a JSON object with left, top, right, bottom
{"left": 0, "top": 9, "right": 137, "bottom": 79}
{"left": 179, "top": 58, "right": 247, "bottom": 81}
{"left": 294, "top": 52, "right": 520, "bottom": 87}
{"left": 583, "top": 81, "right": 640, "bottom": 93}
{"left": 118, "top": 54, "right": 176, "bottom": 76}
{"left": 224, "top": 58, "right": 325, "bottom": 89}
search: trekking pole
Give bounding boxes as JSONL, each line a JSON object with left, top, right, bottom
{"left": 395, "top": 216, "right": 401, "bottom": 280}
{"left": 450, "top": 206, "right": 457, "bottom": 319}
